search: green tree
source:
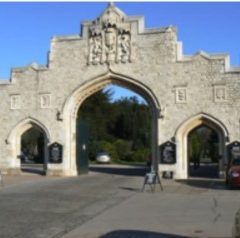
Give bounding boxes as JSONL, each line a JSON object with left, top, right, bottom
{"left": 77, "top": 88, "right": 152, "bottom": 164}
{"left": 189, "top": 132, "right": 202, "bottom": 168}
{"left": 78, "top": 89, "right": 115, "bottom": 141}
{"left": 188, "top": 126, "right": 219, "bottom": 168}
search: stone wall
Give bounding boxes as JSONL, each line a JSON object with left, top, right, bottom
{"left": 0, "top": 3, "right": 240, "bottom": 178}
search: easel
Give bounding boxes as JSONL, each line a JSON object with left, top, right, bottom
{"left": 142, "top": 171, "right": 163, "bottom": 192}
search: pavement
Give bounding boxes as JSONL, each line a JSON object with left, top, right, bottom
{"left": 0, "top": 165, "right": 239, "bottom": 238}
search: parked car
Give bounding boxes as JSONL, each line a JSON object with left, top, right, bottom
{"left": 96, "top": 152, "right": 111, "bottom": 164}
{"left": 226, "top": 158, "right": 240, "bottom": 188}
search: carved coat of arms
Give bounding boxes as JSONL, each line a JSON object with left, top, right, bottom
{"left": 88, "top": 4, "right": 132, "bottom": 65}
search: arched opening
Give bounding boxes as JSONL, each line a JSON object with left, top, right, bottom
{"left": 188, "top": 125, "right": 220, "bottom": 178}
{"left": 76, "top": 85, "right": 152, "bottom": 175}
{"left": 7, "top": 118, "right": 50, "bottom": 175}
{"left": 62, "top": 72, "right": 160, "bottom": 176}
{"left": 175, "top": 113, "right": 228, "bottom": 179}
{"left": 20, "top": 126, "right": 46, "bottom": 175}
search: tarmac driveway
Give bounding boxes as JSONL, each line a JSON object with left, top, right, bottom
{"left": 0, "top": 165, "right": 239, "bottom": 238}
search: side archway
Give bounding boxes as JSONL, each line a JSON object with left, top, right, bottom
{"left": 7, "top": 117, "right": 50, "bottom": 173}
{"left": 175, "top": 113, "right": 229, "bottom": 179}
{"left": 62, "top": 72, "right": 161, "bottom": 175}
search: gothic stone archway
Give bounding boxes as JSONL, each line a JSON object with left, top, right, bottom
{"left": 61, "top": 72, "right": 161, "bottom": 176}
{"left": 1, "top": 3, "right": 238, "bottom": 178}
{"left": 6, "top": 118, "right": 50, "bottom": 174}
{"left": 175, "top": 113, "right": 228, "bottom": 179}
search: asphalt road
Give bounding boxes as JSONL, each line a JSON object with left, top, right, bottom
{"left": 0, "top": 166, "right": 147, "bottom": 238}
{"left": 0, "top": 165, "right": 240, "bottom": 238}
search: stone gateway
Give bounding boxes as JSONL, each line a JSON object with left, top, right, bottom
{"left": 0, "top": 3, "right": 239, "bottom": 179}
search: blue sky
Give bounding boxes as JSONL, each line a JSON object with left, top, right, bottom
{"left": 0, "top": 2, "right": 240, "bottom": 101}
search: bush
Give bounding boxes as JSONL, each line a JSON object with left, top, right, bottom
{"left": 87, "top": 138, "right": 151, "bottom": 164}
{"left": 118, "top": 148, "right": 150, "bottom": 163}
{"left": 98, "top": 141, "right": 118, "bottom": 161}
{"left": 114, "top": 139, "right": 132, "bottom": 161}
{"left": 131, "top": 148, "right": 150, "bottom": 162}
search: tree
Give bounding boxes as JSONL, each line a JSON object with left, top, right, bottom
{"left": 77, "top": 89, "right": 152, "bottom": 163}
{"left": 78, "top": 88, "right": 115, "bottom": 141}
{"left": 188, "top": 126, "right": 219, "bottom": 168}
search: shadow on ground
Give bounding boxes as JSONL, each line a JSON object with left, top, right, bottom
{"left": 99, "top": 230, "right": 189, "bottom": 238}
{"left": 189, "top": 164, "right": 219, "bottom": 179}
{"left": 119, "top": 186, "right": 142, "bottom": 192}
{"left": 176, "top": 178, "right": 227, "bottom": 190}
{"left": 21, "top": 164, "right": 46, "bottom": 176}
{"left": 89, "top": 165, "right": 149, "bottom": 177}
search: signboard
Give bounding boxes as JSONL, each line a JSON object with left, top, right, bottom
{"left": 227, "top": 141, "right": 240, "bottom": 161}
{"left": 49, "top": 142, "right": 63, "bottom": 163}
{"left": 142, "top": 172, "right": 163, "bottom": 192}
{"left": 160, "top": 141, "right": 176, "bottom": 164}
{"left": 145, "top": 172, "right": 156, "bottom": 184}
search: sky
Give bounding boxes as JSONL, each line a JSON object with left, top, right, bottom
{"left": 0, "top": 2, "right": 240, "bottom": 100}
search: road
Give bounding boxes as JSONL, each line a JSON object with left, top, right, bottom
{"left": 0, "top": 165, "right": 239, "bottom": 238}
{"left": 0, "top": 165, "right": 146, "bottom": 238}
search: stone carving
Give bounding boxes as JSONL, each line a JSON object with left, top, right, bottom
{"left": 89, "top": 35, "right": 102, "bottom": 65}
{"left": 40, "top": 94, "right": 51, "bottom": 108}
{"left": 175, "top": 87, "right": 187, "bottom": 103}
{"left": 216, "top": 88, "right": 225, "bottom": 100}
{"left": 88, "top": 4, "right": 131, "bottom": 65}
{"left": 214, "top": 85, "right": 227, "bottom": 102}
{"left": 216, "top": 88, "right": 226, "bottom": 100}
{"left": 118, "top": 33, "right": 131, "bottom": 63}
{"left": 105, "top": 27, "right": 117, "bottom": 62}
{"left": 10, "top": 95, "right": 21, "bottom": 109}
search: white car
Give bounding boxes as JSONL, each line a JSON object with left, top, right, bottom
{"left": 96, "top": 152, "right": 111, "bottom": 164}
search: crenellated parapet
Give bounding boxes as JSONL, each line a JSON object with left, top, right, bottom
{"left": 1, "top": 3, "right": 240, "bottom": 88}
{"left": 0, "top": 63, "right": 48, "bottom": 86}
{"left": 176, "top": 45, "right": 240, "bottom": 75}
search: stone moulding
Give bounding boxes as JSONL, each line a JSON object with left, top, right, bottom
{"left": 61, "top": 70, "right": 161, "bottom": 121}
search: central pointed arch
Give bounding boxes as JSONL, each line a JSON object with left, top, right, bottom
{"left": 62, "top": 71, "right": 161, "bottom": 175}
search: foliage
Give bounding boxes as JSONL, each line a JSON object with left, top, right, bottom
{"left": 21, "top": 128, "right": 44, "bottom": 163}
{"left": 113, "top": 139, "right": 132, "bottom": 161}
{"left": 98, "top": 140, "right": 118, "bottom": 160}
{"left": 78, "top": 88, "right": 152, "bottom": 163}
{"left": 188, "top": 126, "right": 219, "bottom": 167}
{"left": 78, "top": 89, "right": 116, "bottom": 141}
{"left": 124, "top": 148, "right": 150, "bottom": 163}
